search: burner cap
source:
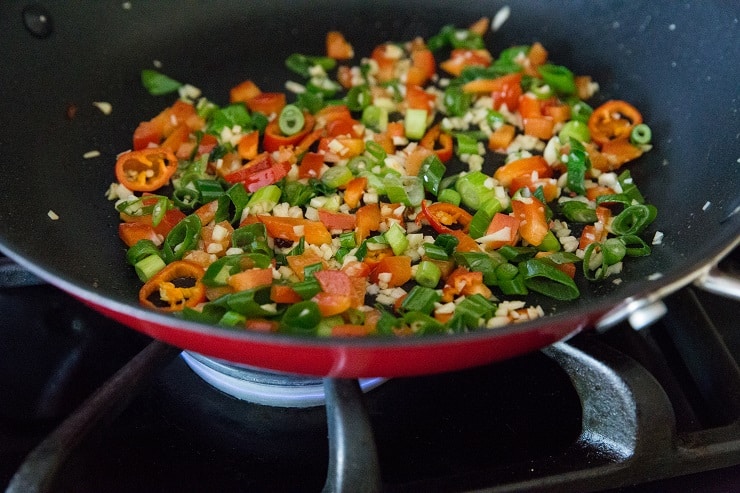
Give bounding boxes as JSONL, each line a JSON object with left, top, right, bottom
{"left": 181, "top": 352, "right": 385, "bottom": 408}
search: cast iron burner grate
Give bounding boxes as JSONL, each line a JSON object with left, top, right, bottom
{"left": 2, "top": 253, "right": 740, "bottom": 491}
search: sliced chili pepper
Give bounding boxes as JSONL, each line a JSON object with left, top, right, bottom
{"left": 417, "top": 201, "right": 480, "bottom": 252}
{"left": 422, "top": 202, "right": 473, "bottom": 233}
{"left": 139, "top": 260, "right": 206, "bottom": 312}
{"left": 419, "top": 123, "right": 453, "bottom": 162}
{"left": 115, "top": 148, "right": 178, "bottom": 192}
{"left": 262, "top": 112, "right": 316, "bottom": 152}
{"left": 588, "top": 100, "right": 643, "bottom": 145}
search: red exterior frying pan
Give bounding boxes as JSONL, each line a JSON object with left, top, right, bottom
{"left": 0, "top": 0, "right": 738, "bottom": 377}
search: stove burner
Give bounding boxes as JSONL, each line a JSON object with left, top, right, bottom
{"left": 181, "top": 352, "right": 385, "bottom": 407}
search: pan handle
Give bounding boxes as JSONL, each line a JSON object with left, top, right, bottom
{"left": 597, "top": 245, "right": 739, "bottom": 332}
{"left": 693, "top": 264, "right": 740, "bottom": 301}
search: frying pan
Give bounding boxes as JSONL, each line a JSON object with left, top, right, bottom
{"left": 0, "top": 0, "right": 737, "bottom": 378}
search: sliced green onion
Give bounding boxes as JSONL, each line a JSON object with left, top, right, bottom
{"left": 285, "top": 53, "right": 336, "bottom": 78}
{"left": 595, "top": 193, "right": 633, "bottom": 207}
{"left": 317, "top": 315, "right": 345, "bottom": 337}
{"left": 519, "top": 259, "right": 580, "bottom": 300}
{"left": 565, "top": 138, "right": 590, "bottom": 195}
{"left": 418, "top": 154, "right": 446, "bottom": 196}
{"left": 454, "top": 294, "right": 496, "bottom": 327}
{"left": 207, "top": 103, "right": 252, "bottom": 135}
{"left": 439, "top": 173, "right": 460, "bottom": 192}
{"left": 384, "top": 222, "right": 409, "bottom": 256}
{"left": 339, "top": 231, "right": 356, "bottom": 248}
{"left": 219, "top": 310, "right": 247, "bottom": 328}
{"left": 427, "top": 25, "right": 455, "bottom": 51}
{"left": 582, "top": 242, "right": 605, "bottom": 281}
{"left": 321, "top": 165, "right": 354, "bottom": 189}
{"left": 383, "top": 175, "right": 424, "bottom": 207}
{"left": 455, "top": 133, "right": 479, "bottom": 157}
{"left": 528, "top": 78, "right": 554, "bottom": 99}
{"left": 619, "top": 234, "right": 652, "bottom": 257}
{"left": 630, "top": 123, "right": 652, "bottom": 145}
{"left": 486, "top": 110, "right": 506, "bottom": 128}
{"left": 278, "top": 104, "right": 305, "bottom": 136}
{"left": 231, "top": 223, "right": 272, "bottom": 257}
{"left": 202, "top": 253, "right": 272, "bottom": 286}
{"left": 569, "top": 100, "right": 593, "bottom": 123}
{"left": 134, "top": 254, "right": 166, "bottom": 282}
{"left": 469, "top": 209, "right": 493, "bottom": 239}
{"left": 404, "top": 108, "right": 428, "bottom": 140}
{"left": 281, "top": 181, "right": 315, "bottom": 207}
{"left": 400, "top": 285, "right": 441, "bottom": 314}
{"left": 141, "top": 69, "right": 182, "bottom": 96}
{"left": 403, "top": 312, "right": 445, "bottom": 335}
{"left": 498, "top": 245, "right": 537, "bottom": 263}
{"left": 296, "top": 91, "right": 325, "bottom": 114}
{"left": 195, "top": 179, "right": 225, "bottom": 202}
{"left": 443, "top": 86, "right": 473, "bottom": 117}
{"left": 361, "top": 105, "right": 388, "bottom": 132}
{"left": 182, "top": 306, "right": 221, "bottom": 325}
{"left": 617, "top": 170, "right": 645, "bottom": 204}
{"left": 495, "top": 262, "right": 519, "bottom": 281}
{"left": 307, "top": 76, "right": 341, "bottom": 97}
{"left": 222, "top": 288, "right": 275, "bottom": 317}
{"left": 438, "top": 188, "right": 461, "bottom": 206}
{"left": 346, "top": 85, "right": 371, "bottom": 111}
{"left": 537, "top": 231, "right": 561, "bottom": 252}
{"left": 602, "top": 237, "right": 627, "bottom": 265}
{"left": 498, "top": 274, "right": 528, "bottom": 296}
{"left": 291, "top": 277, "right": 322, "bottom": 300}
{"left": 611, "top": 204, "right": 657, "bottom": 235}
{"left": 365, "top": 141, "right": 388, "bottom": 163}
{"left": 434, "top": 234, "right": 459, "bottom": 256}
{"left": 558, "top": 120, "right": 591, "bottom": 143}
{"left": 303, "top": 261, "right": 323, "bottom": 279}
{"left": 560, "top": 200, "right": 598, "bottom": 223}
{"left": 455, "top": 171, "right": 496, "bottom": 210}
{"left": 347, "top": 155, "right": 375, "bottom": 175}
{"left": 454, "top": 251, "right": 506, "bottom": 285}
{"left": 414, "top": 260, "right": 442, "bottom": 288}
{"left": 126, "top": 239, "right": 161, "bottom": 266}
{"left": 423, "top": 243, "right": 449, "bottom": 261}
{"left": 216, "top": 183, "right": 250, "bottom": 224}
{"left": 247, "top": 184, "right": 282, "bottom": 214}
{"left": 538, "top": 64, "right": 576, "bottom": 95}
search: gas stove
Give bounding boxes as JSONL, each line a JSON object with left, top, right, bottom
{"left": 1, "top": 254, "right": 739, "bottom": 492}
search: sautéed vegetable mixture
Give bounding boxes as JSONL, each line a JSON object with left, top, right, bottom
{"left": 109, "top": 18, "right": 657, "bottom": 337}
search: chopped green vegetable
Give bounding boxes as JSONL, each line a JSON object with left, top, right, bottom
{"left": 141, "top": 69, "right": 183, "bottom": 96}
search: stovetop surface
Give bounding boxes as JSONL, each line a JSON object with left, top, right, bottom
{"left": 1, "top": 258, "right": 739, "bottom": 492}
